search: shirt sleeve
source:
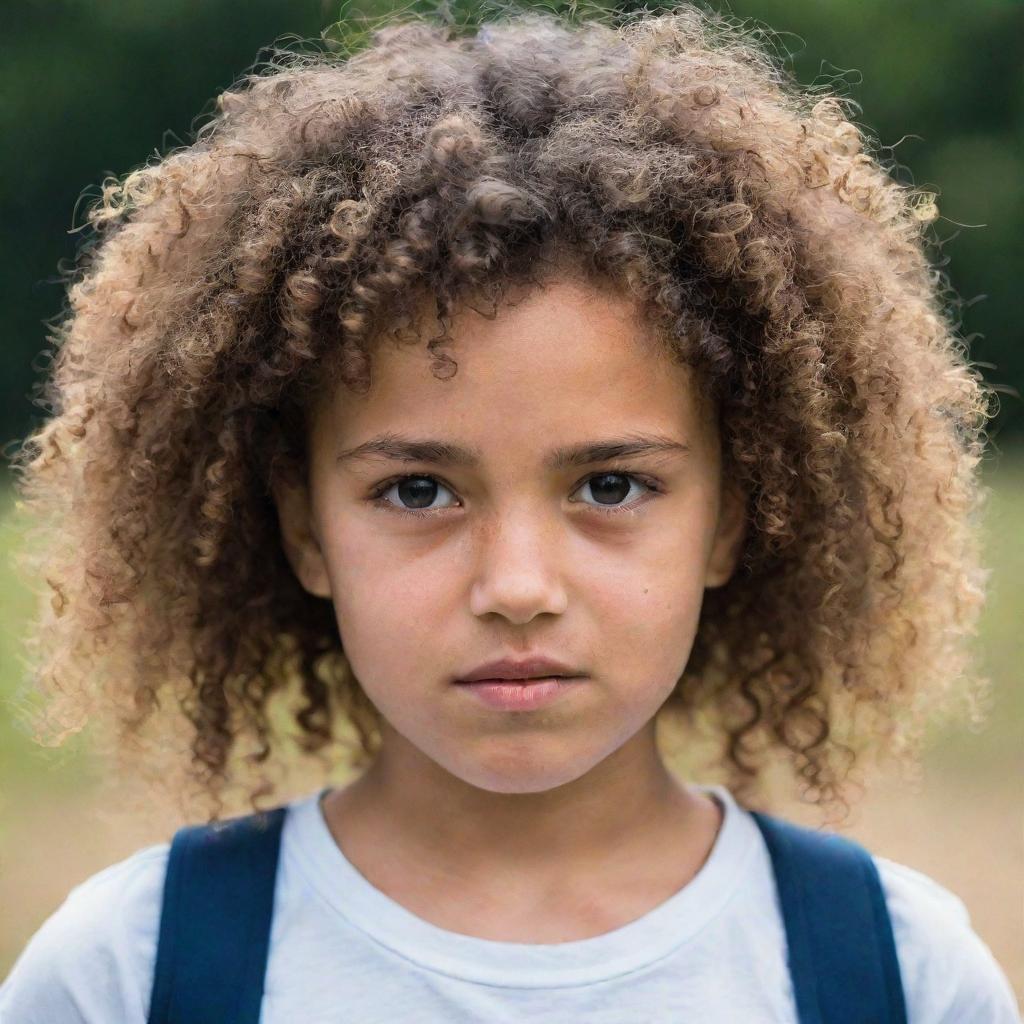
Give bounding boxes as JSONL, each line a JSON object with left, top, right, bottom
{"left": 875, "top": 855, "right": 1022, "bottom": 1024}
{"left": 0, "top": 844, "right": 168, "bottom": 1024}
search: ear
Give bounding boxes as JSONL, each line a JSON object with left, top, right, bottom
{"left": 271, "top": 471, "right": 332, "bottom": 599}
{"left": 705, "top": 478, "right": 748, "bottom": 589}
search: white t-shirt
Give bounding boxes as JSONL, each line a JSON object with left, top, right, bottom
{"left": 1, "top": 783, "right": 1019, "bottom": 1023}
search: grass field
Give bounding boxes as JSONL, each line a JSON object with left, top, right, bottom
{"left": 1, "top": 454, "right": 1021, "bottom": 1002}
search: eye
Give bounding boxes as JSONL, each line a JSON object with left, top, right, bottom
{"left": 367, "top": 468, "right": 662, "bottom": 519}
{"left": 369, "top": 475, "right": 459, "bottom": 518}
{"left": 571, "top": 471, "right": 660, "bottom": 515}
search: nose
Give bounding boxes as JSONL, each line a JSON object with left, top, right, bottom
{"left": 467, "top": 505, "right": 569, "bottom": 624}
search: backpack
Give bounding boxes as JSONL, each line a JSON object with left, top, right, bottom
{"left": 145, "top": 802, "right": 908, "bottom": 1024}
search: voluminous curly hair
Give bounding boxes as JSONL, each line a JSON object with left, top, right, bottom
{"left": 8, "top": 1, "right": 996, "bottom": 825}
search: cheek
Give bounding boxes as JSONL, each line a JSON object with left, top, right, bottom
{"left": 585, "top": 522, "right": 710, "bottom": 621}
{"left": 592, "top": 577, "right": 705, "bottom": 680}
{"left": 340, "top": 559, "right": 442, "bottom": 617}
{"left": 323, "top": 531, "right": 459, "bottom": 685}
{"left": 579, "top": 529, "right": 710, "bottom": 692}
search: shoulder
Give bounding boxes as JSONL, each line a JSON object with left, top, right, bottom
{"left": 0, "top": 841, "right": 169, "bottom": 1024}
{"left": 872, "top": 854, "right": 1021, "bottom": 1023}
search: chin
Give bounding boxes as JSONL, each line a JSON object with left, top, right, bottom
{"left": 444, "top": 749, "right": 602, "bottom": 795}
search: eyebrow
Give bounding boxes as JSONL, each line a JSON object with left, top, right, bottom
{"left": 336, "top": 431, "right": 691, "bottom": 470}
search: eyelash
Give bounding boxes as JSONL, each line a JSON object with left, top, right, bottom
{"left": 367, "top": 466, "right": 664, "bottom": 520}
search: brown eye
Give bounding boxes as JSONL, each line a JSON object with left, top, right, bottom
{"left": 376, "top": 475, "right": 458, "bottom": 514}
{"left": 572, "top": 472, "right": 660, "bottom": 516}
{"left": 583, "top": 473, "right": 635, "bottom": 506}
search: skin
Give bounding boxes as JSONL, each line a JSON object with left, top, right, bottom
{"left": 273, "top": 270, "right": 748, "bottom": 942}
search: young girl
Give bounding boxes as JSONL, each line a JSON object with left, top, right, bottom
{"left": 1, "top": 3, "right": 1019, "bottom": 1021}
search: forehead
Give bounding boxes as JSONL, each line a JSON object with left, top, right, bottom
{"left": 312, "top": 274, "right": 713, "bottom": 452}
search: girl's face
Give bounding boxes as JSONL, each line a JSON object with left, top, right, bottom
{"left": 275, "top": 274, "right": 746, "bottom": 795}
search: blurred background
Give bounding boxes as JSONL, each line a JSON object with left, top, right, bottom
{"left": 2, "top": 0, "right": 1021, "bottom": 1002}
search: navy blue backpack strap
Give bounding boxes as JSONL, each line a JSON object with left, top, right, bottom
{"left": 750, "top": 810, "right": 908, "bottom": 1024}
{"left": 147, "top": 805, "right": 287, "bottom": 1024}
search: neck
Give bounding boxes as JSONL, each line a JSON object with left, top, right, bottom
{"left": 321, "top": 719, "right": 720, "bottom": 891}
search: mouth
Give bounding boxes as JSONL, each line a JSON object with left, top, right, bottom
{"left": 455, "top": 676, "right": 583, "bottom": 711}
{"left": 455, "top": 675, "right": 568, "bottom": 683}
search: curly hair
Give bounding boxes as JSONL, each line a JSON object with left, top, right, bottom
{"left": 7, "top": 1, "right": 996, "bottom": 826}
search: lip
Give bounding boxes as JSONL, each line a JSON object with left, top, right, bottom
{"left": 456, "top": 655, "right": 583, "bottom": 683}
{"left": 456, "top": 677, "right": 581, "bottom": 711}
